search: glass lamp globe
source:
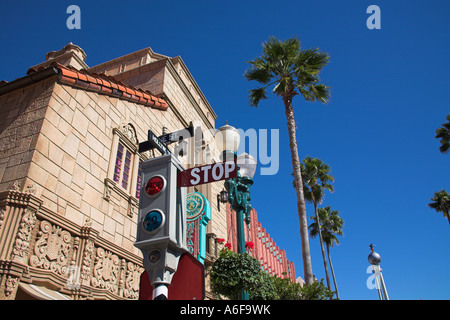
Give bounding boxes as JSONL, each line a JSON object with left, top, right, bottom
{"left": 215, "top": 123, "right": 240, "bottom": 161}
{"left": 237, "top": 153, "right": 257, "bottom": 179}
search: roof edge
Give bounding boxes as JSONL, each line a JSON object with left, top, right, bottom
{"left": 0, "top": 67, "right": 59, "bottom": 96}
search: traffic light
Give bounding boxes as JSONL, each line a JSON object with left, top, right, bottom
{"left": 134, "top": 154, "right": 188, "bottom": 290}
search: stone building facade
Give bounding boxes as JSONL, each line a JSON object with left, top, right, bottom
{"left": 0, "top": 43, "right": 297, "bottom": 300}
{"left": 0, "top": 43, "right": 227, "bottom": 300}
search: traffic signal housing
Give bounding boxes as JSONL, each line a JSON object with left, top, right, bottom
{"left": 134, "top": 154, "right": 187, "bottom": 288}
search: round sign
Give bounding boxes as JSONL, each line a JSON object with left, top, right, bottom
{"left": 186, "top": 193, "right": 205, "bottom": 220}
{"left": 143, "top": 210, "right": 163, "bottom": 232}
{"left": 145, "top": 175, "right": 165, "bottom": 196}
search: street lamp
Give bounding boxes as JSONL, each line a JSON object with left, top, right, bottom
{"left": 368, "top": 244, "right": 389, "bottom": 300}
{"left": 215, "top": 123, "right": 240, "bottom": 162}
{"left": 215, "top": 123, "right": 257, "bottom": 300}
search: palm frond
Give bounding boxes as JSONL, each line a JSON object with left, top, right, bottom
{"left": 263, "top": 36, "right": 301, "bottom": 77}
{"left": 428, "top": 189, "right": 450, "bottom": 215}
{"left": 248, "top": 88, "right": 268, "bottom": 107}
{"left": 272, "top": 77, "right": 293, "bottom": 96}
{"left": 298, "top": 87, "right": 316, "bottom": 102}
{"left": 310, "top": 206, "right": 344, "bottom": 247}
{"left": 435, "top": 115, "right": 450, "bottom": 154}
{"left": 245, "top": 58, "right": 272, "bottom": 84}
{"left": 307, "top": 84, "right": 331, "bottom": 104}
{"left": 296, "top": 49, "right": 329, "bottom": 74}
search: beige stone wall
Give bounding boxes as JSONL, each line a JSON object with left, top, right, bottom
{"left": 0, "top": 77, "right": 56, "bottom": 192}
{"left": 0, "top": 45, "right": 229, "bottom": 299}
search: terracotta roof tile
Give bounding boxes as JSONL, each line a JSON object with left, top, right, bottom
{"left": 41, "top": 62, "right": 168, "bottom": 111}
{"left": 59, "top": 75, "right": 77, "bottom": 86}
{"left": 77, "top": 73, "right": 88, "bottom": 82}
{"left": 59, "top": 67, "right": 79, "bottom": 79}
{"left": 88, "top": 82, "right": 102, "bottom": 92}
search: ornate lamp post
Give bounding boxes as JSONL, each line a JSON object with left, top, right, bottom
{"left": 368, "top": 244, "right": 389, "bottom": 300}
{"left": 215, "top": 124, "right": 257, "bottom": 300}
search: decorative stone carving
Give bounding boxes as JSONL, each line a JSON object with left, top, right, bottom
{"left": 80, "top": 239, "right": 94, "bottom": 286}
{"left": 128, "top": 197, "right": 138, "bottom": 218}
{"left": 24, "top": 182, "right": 37, "bottom": 195}
{"left": 0, "top": 206, "right": 5, "bottom": 230}
{"left": 123, "top": 261, "right": 144, "bottom": 299}
{"left": 30, "top": 220, "right": 71, "bottom": 276}
{"left": 5, "top": 275, "right": 19, "bottom": 296}
{"left": 9, "top": 180, "right": 21, "bottom": 191}
{"left": 103, "top": 178, "right": 115, "bottom": 201}
{"left": 11, "top": 209, "right": 37, "bottom": 263}
{"left": 91, "top": 247, "right": 120, "bottom": 294}
{"left": 119, "top": 122, "right": 138, "bottom": 144}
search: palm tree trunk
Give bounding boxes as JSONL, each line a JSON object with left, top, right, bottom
{"left": 283, "top": 93, "right": 314, "bottom": 285}
{"left": 326, "top": 243, "right": 339, "bottom": 299}
{"left": 312, "top": 201, "right": 332, "bottom": 292}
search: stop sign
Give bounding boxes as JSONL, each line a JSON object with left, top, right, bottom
{"left": 177, "top": 160, "right": 237, "bottom": 187}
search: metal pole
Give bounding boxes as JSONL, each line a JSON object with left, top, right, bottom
{"left": 236, "top": 209, "right": 246, "bottom": 254}
{"left": 236, "top": 208, "right": 249, "bottom": 300}
{"left": 373, "top": 265, "right": 383, "bottom": 300}
{"left": 153, "top": 284, "right": 168, "bottom": 300}
{"left": 379, "top": 272, "right": 389, "bottom": 300}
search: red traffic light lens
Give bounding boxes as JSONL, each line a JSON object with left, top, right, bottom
{"left": 146, "top": 176, "right": 165, "bottom": 196}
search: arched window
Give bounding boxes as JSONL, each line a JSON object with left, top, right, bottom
{"left": 104, "top": 122, "right": 144, "bottom": 217}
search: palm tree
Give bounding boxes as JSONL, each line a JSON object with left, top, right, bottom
{"left": 435, "top": 114, "right": 450, "bottom": 154}
{"left": 428, "top": 190, "right": 450, "bottom": 226}
{"left": 301, "top": 157, "right": 334, "bottom": 291}
{"left": 309, "top": 206, "right": 344, "bottom": 299}
{"left": 245, "top": 37, "right": 330, "bottom": 285}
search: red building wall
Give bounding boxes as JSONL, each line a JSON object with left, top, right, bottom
{"left": 226, "top": 204, "right": 296, "bottom": 282}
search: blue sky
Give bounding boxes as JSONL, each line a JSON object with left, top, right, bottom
{"left": 1, "top": 0, "right": 449, "bottom": 300}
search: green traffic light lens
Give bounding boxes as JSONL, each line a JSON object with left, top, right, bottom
{"left": 143, "top": 210, "right": 163, "bottom": 232}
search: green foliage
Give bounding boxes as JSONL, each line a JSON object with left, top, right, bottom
{"left": 271, "top": 276, "right": 302, "bottom": 300}
{"left": 428, "top": 189, "right": 450, "bottom": 225}
{"left": 245, "top": 36, "right": 330, "bottom": 107}
{"left": 210, "top": 249, "right": 263, "bottom": 300}
{"left": 300, "top": 156, "right": 334, "bottom": 205}
{"left": 249, "top": 270, "right": 278, "bottom": 300}
{"left": 298, "top": 279, "right": 335, "bottom": 300}
{"left": 271, "top": 277, "right": 335, "bottom": 300}
{"left": 435, "top": 114, "right": 450, "bottom": 154}
{"left": 210, "top": 249, "right": 335, "bottom": 300}
{"left": 309, "top": 206, "right": 344, "bottom": 247}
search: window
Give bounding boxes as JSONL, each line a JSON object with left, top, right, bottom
{"left": 104, "top": 122, "right": 144, "bottom": 217}
{"left": 113, "top": 142, "right": 132, "bottom": 190}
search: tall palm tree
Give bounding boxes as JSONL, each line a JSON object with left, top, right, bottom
{"left": 435, "top": 114, "right": 450, "bottom": 154}
{"left": 428, "top": 190, "right": 450, "bottom": 226}
{"left": 245, "top": 37, "right": 330, "bottom": 285}
{"left": 309, "top": 206, "right": 343, "bottom": 299}
{"left": 301, "top": 157, "right": 334, "bottom": 291}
